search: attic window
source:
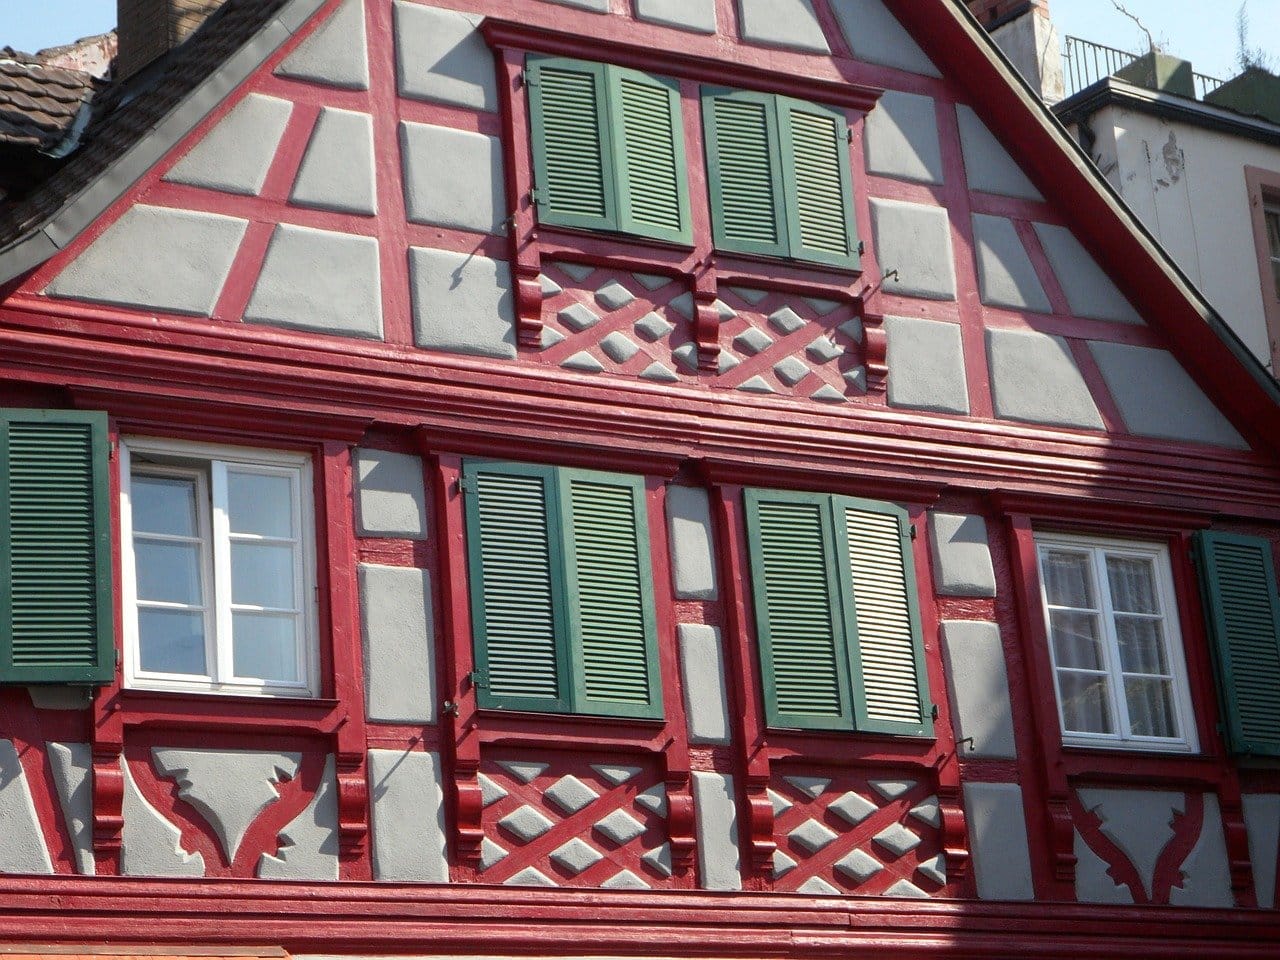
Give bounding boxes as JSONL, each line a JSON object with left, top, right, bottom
{"left": 1266, "top": 204, "right": 1280, "bottom": 299}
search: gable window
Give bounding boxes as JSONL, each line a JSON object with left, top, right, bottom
{"left": 1267, "top": 204, "right": 1280, "bottom": 299}
{"left": 121, "top": 438, "right": 317, "bottom": 697}
{"left": 462, "top": 460, "right": 662, "bottom": 719}
{"left": 1035, "top": 533, "right": 1195, "bottom": 753}
{"left": 743, "top": 488, "right": 931, "bottom": 736}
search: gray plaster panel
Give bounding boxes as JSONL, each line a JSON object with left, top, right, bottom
{"left": 28, "top": 687, "right": 92, "bottom": 710}
{"left": 258, "top": 756, "right": 339, "bottom": 880}
{"left": 971, "top": 214, "right": 1051, "bottom": 313}
{"left": 884, "top": 315, "right": 968, "bottom": 414}
{"left": 941, "top": 622, "right": 1016, "bottom": 759}
{"left": 152, "top": 748, "right": 302, "bottom": 863}
{"left": 541, "top": 0, "right": 609, "bottom": 9}
{"left": 864, "top": 91, "right": 943, "bottom": 185}
{"left": 870, "top": 199, "right": 957, "bottom": 301}
{"left": 394, "top": 2, "right": 497, "bottom": 112}
{"left": 164, "top": 93, "right": 293, "bottom": 196}
{"left": 693, "top": 772, "right": 742, "bottom": 890}
{"left": 828, "top": 0, "right": 940, "bottom": 76}
{"left": 401, "top": 122, "right": 506, "bottom": 234}
{"left": 1033, "top": 223, "right": 1143, "bottom": 324}
{"left": 737, "top": 0, "right": 830, "bottom": 53}
{"left": 369, "top": 749, "right": 448, "bottom": 882}
{"left": 963, "top": 782, "right": 1033, "bottom": 901}
{"left": 1074, "top": 829, "right": 1133, "bottom": 904}
{"left": 410, "top": 247, "right": 517, "bottom": 359}
{"left": 121, "top": 757, "right": 205, "bottom": 877}
{"left": 291, "top": 107, "right": 377, "bottom": 215}
{"left": 635, "top": 0, "right": 717, "bottom": 33}
{"left": 677, "top": 624, "right": 731, "bottom": 745}
{"left": 1168, "top": 794, "right": 1232, "bottom": 908}
{"left": 360, "top": 563, "right": 435, "bottom": 724}
{"left": 665, "top": 485, "right": 718, "bottom": 600}
{"left": 1243, "top": 794, "right": 1280, "bottom": 909}
{"left": 245, "top": 224, "right": 383, "bottom": 338}
{"left": 276, "top": 0, "right": 370, "bottom": 90}
{"left": 278, "top": 0, "right": 331, "bottom": 33}
{"left": 355, "top": 448, "right": 428, "bottom": 539}
{"left": 48, "top": 742, "right": 94, "bottom": 875}
{"left": 928, "top": 513, "right": 996, "bottom": 598}
{"left": 1077, "top": 787, "right": 1183, "bottom": 899}
{"left": 985, "top": 328, "right": 1104, "bottom": 429}
{"left": 46, "top": 205, "right": 247, "bottom": 316}
{"left": 955, "top": 105, "right": 1043, "bottom": 201}
{"left": 0, "top": 739, "right": 52, "bottom": 874}
{"left": 1089, "top": 342, "right": 1247, "bottom": 449}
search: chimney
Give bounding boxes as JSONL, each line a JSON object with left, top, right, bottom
{"left": 966, "top": 1, "right": 1065, "bottom": 103}
{"left": 116, "top": 0, "right": 227, "bottom": 79}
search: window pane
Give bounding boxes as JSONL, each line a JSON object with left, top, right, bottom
{"left": 135, "top": 540, "right": 203, "bottom": 605}
{"left": 1058, "top": 671, "right": 1114, "bottom": 734}
{"left": 227, "top": 471, "right": 294, "bottom": 539}
{"left": 1266, "top": 209, "right": 1280, "bottom": 258}
{"left": 1049, "top": 610, "right": 1105, "bottom": 669}
{"left": 1106, "top": 556, "right": 1159, "bottom": 614}
{"left": 231, "top": 542, "right": 296, "bottom": 609}
{"left": 232, "top": 613, "right": 300, "bottom": 683}
{"left": 138, "top": 608, "right": 207, "bottom": 675}
{"left": 1124, "top": 677, "right": 1178, "bottom": 738}
{"left": 133, "top": 476, "right": 197, "bottom": 537}
{"left": 1042, "top": 550, "right": 1094, "bottom": 608}
{"left": 1115, "top": 614, "right": 1170, "bottom": 675}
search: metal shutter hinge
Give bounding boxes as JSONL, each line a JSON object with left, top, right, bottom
{"left": 468, "top": 669, "right": 488, "bottom": 690}
{"left": 456, "top": 476, "right": 474, "bottom": 496}
{"left": 847, "top": 128, "right": 854, "bottom": 143}
{"left": 529, "top": 187, "right": 545, "bottom": 206}
{"left": 909, "top": 523, "right": 918, "bottom": 540}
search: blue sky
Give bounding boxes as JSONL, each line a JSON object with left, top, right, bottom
{"left": 0, "top": 0, "right": 1277, "bottom": 82}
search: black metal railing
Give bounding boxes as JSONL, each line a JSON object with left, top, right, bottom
{"left": 1061, "top": 35, "right": 1225, "bottom": 101}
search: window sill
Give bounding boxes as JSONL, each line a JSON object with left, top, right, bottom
{"left": 113, "top": 687, "right": 346, "bottom": 735}
{"left": 475, "top": 708, "right": 671, "bottom": 751}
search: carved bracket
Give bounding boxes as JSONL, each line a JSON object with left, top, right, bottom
{"left": 453, "top": 757, "right": 485, "bottom": 867}
{"left": 1047, "top": 795, "right": 1078, "bottom": 895}
{"left": 515, "top": 260, "right": 545, "bottom": 348}
{"left": 937, "top": 783, "right": 970, "bottom": 889}
{"left": 666, "top": 772, "right": 697, "bottom": 876}
{"left": 91, "top": 748, "right": 125, "bottom": 858}
{"left": 862, "top": 309, "right": 887, "bottom": 395}
{"left": 744, "top": 773, "right": 778, "bottom": 877}
{"left": 335, "top": 750, "right": 369, "bottom": 857}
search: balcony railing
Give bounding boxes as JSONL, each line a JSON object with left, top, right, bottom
{"left": 1061, "top": 35, "right": 1225, "bottom": 101}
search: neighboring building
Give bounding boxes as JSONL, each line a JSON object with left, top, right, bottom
{"left": 0, "top": 0, "right": 1276, "bottom": 956}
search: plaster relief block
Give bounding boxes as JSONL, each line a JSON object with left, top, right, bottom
{"left": 1243, "top": 794, "right": 1280, "bottom": 909}
{"left": 290, "top": 107, "right": 377, "bottom": 215}
{"left": 1168, "top": 794, "right": 1232, "bottom": 908}
{"left": 369, "top": 749, "right": 448, "bottom": 882}
{"left": 828, "top": 0, "right": 940, "bottom": 76}
{"left": 394, "top": 2, "right": 497, "bottom": 111}
{"left": 0, "top": 739, "right": 53, "bottom": 874}
{"left": 163, "top": 93, "right": 293, "bottom": 196}
{"left": 665, "top": 485, "right": 718, "bottom": 600}
{"left": 410, "top": 247, "right": 517, "bottom": 359}
{"left": 963, "top": 782, "right": 1033, "bottom": 901}
{"left": 985, "top": 328, "right": 1104, "bottom": 430}
{"left": 1074, "top": 829, "right": 1134, "bottom": 904}
{"left": 971, "top": 214, "right": 1051, "bottom": 313}
{"left": 46, "top": 205, "right": 248, "bottom": 317}
{"left": 737, "top": 0, "right": 830, "bottom": 53}
{"left": 865, "top": 91, "right": 944, "bottom": 185}
{"left": 1088, "top": 342, "right": 1247, "bottom": 449}
{"left": 47, "top": 742, "right": 94, "bottom": 875}
{"left": 870, "top": 199, "right": 957, "bottom": 301}
{"left": 355, "top": 448, "right": 428, "bottom": 539}
{"left": 276, "top": 0, "right": 369, "bottom": 90}
{"left": 693, "top": 771, "right": 742, "bottom": 890}
{"left": 928, "top": 513, "right": 997, "bottom": 598}
{"left": 955, "top": 105, "right": 1043, "bottom": 200}
{"left": 359, "top": 563, "right": 435, "bottom": 723}
{"left": 1077, "top": 787, "right": 1184, "bottom": 900}
{"left": 677, "top": 624, "right": 732, "bottom": 745}
{"left": 258, "top": 756, "right": 339, "bottom": 880}
{"left": 636, "top": 0, "right": 716, "bottom": 33}
{"left": 121, "top": 757, "right": 205, "bottom": 877}
{"left": 401, "top": 122, "right": 506, "bottom": 234}
{"left": 1033, "top": 223, "right": 1143, "bottom": 324}
{"left": 244, "top": 224, "right": 383, "bottom": 339}
{"left": 884, "top": 315, "right": 969, "bottom": 414}
{"left": 940, "top": 621, "right": 1017, "bottom": 759}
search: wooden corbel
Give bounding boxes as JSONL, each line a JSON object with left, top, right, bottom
{"left": 861, "top": 308, "right": 888, "bottom": 395}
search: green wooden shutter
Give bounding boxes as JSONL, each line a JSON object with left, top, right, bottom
{"left": 464, "top": 461, "right": 571, "bottom": 712}
{"left": 0, "top": 410, "right": 112, "bottom": 684}
{"left": 779, "top": 98, "right": 859, "bottom": 270}
{"left": 1194, "top": 531, "right": 1280, "bottom": 756}
{"left": 561, "top": 470, "right": 662, "bottom": 719}
{"left": 611, "top": 68, "right": 692, "bottom": 244}
{"left": 837, "top": 498, "right": 931, "bottom": 736}
{"left": 702, "top": 88, "right": 790, "bottom": 259}
{"left": 528, "top": 56, "right": 618, "bottom": 232}
{"left": 745, "top": 488, "right": 853, "bottom": 729}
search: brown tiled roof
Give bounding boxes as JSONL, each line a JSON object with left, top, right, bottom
{"left": 0, "top": 57, "right": 99, "bottom": 151}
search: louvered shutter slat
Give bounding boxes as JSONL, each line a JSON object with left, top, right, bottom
{"left": 780, "top": 100, "right": 859, "bottom": 269}
{"left": 614, "top": 70, "right": 691, "bottom": 244}
{"left": 703, "top": 90, "right": 789, "bottom": 258}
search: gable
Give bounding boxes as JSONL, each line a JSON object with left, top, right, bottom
{"left": 2, "top": 0, "right": 1266, "bottom": 456}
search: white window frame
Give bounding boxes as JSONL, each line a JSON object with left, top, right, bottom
{"left": 120, "top": 437, "right": 319, "bottom": 698}
{"left": 1034, "top": 532, "right": 1198, "bottom": 754}
{"left": 1266, "top": 203, "right": 1280, "bottom": 298}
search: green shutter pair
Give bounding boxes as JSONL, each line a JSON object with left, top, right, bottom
{"left": 463, "top": 460, "right": 662, "bottom": 719}
{"left": 528, "top": 56, "right": 693, "bottom": 245}
{"left": 744, "top": 489, "right": 930, "bottom": 736}
{"left": 0, "top": 410, "right": 113, "bottom": 685}
{"left": 1194, "top": 531, "right": 1280, "bottom": 756}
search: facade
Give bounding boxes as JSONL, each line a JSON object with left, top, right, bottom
{"left": 0, "top": 0, "right": 1277, "bottom": 956}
